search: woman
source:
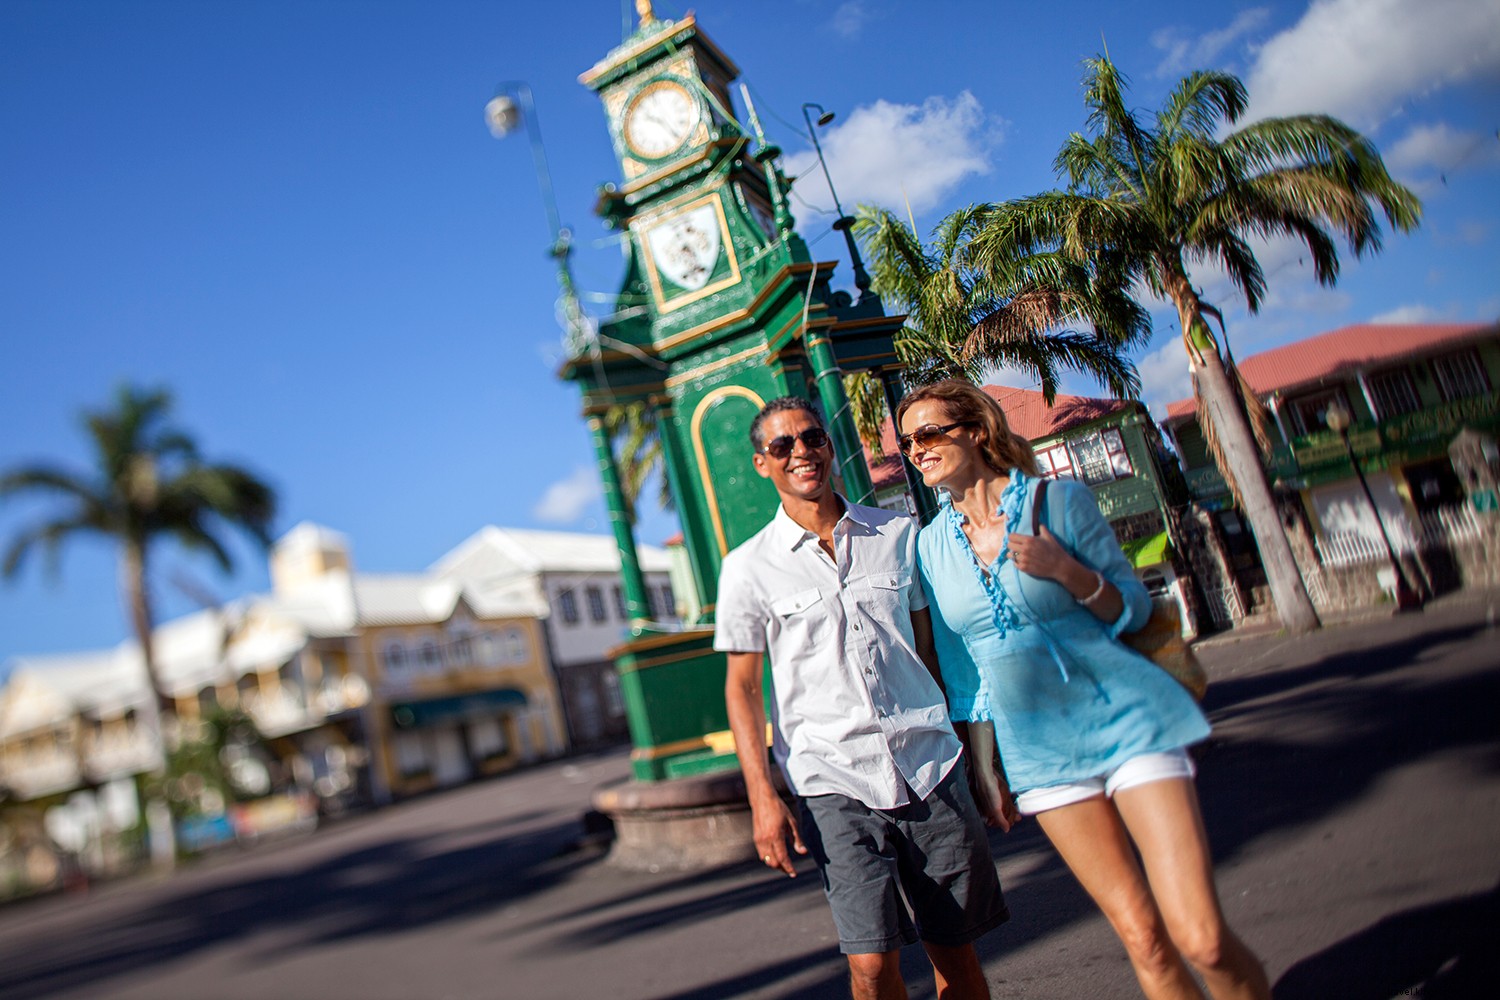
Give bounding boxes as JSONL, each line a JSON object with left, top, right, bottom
{"left": 898, "top": 379, "right": 1270, "bottom": 1000}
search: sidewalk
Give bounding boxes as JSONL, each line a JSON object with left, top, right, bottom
{"left": 1191, "top": 584, "right": 1500, "bottom": 651}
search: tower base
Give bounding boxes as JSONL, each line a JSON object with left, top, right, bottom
{"left": 593, "top": 769, "right": 757, "bottom": 872}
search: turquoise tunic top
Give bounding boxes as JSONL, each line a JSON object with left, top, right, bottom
{"left": 916, "top": 473, "right": 1210, "bottom": 793}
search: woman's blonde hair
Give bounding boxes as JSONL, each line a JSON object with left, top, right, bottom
{"left": 895, "top": 379, "right": 1042, "bottom": 478}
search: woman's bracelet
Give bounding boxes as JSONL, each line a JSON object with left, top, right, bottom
{"left": 1078, "top": 571, "right": 1109, "bottom": 608}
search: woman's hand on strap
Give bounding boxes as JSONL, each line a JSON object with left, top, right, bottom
{"left": 1007, "top": 524, "right": 1077, "bottom": 583}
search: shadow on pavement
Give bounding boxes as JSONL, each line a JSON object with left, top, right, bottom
{"left": 0, "top": 817, "right": 594, "bottom": 1000}
{"left": 1191, "top": 621, "right": 1497, "bottom": 871}
{"left": 1273, "top": 881, "right": 1500, "bottom": 999}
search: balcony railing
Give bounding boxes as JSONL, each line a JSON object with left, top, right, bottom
{"left": 2, "top": 751, "right": 80, "bottom": 800}
{"left": 1183, "top": 390, "right": 1500, "bottom": 497}
{"left": 1314, "top": 504, "right": 1485, "bottom": 567}
{"left": 83, "top": 731, "right": 161, "bottom": 781}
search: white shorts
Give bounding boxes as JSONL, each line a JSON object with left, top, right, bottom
{"left": 1014, "top": 749, "right": 1196, "bottom": 816}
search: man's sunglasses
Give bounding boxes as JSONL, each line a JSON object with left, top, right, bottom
{"left": 898, "top": 421, "right": 973, "bottom": 455}
{"left": 761, "top": 427, "right": 831, "bottom": 459}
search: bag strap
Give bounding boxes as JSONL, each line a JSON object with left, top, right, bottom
{"left": 1030, "top": 475, "right": 1050, "bottom": 536}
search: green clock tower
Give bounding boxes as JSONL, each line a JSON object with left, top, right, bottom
{"left": 565, "top": 4, "right": 911, "bottom": 867}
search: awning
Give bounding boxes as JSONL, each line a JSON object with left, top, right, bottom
{"left": 1121, "top": 531, "right": 1172, "bottom": 569}
{"left": 390, "top": 688, "right": 527, "bottom": 729}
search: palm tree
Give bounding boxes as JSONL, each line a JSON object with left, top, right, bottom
{"left": 602, "top": 400, "right": 673, "bottom": 523}
{"left": 851, "top": 203, "right": 1151, "bottom": 400}
{"left": 977, "top": 56, "right": 1421, "bottom": 633}
{"left": 2, "top": 385, "right": 277, "bottom": 716}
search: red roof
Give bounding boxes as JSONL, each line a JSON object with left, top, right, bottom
{"left": 862, "top": 383, "right": 1134, "bottom": 491}
{"left": 1164, "top": 322, "right": 1496, "bottom": 421}
{"left": 980, "top": 385, "right": 1133, "bottom": 440}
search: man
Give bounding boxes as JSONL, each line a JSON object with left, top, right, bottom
{"left": 716, "top": 396, "right": 1008, "bottom": 1000}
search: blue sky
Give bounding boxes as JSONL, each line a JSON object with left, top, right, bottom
{"left": 3, "top": 0, "right": 1498, "bottom": 662}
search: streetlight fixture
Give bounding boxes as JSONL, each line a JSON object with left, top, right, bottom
{"left": 485, "top": 82, "right": 590, "bottom": 357}
{"left": 800, "top": 102, "right": 875, "bottom": 305}
{"left": 1324, "top": 400, "right": 1423, "bottom": 609}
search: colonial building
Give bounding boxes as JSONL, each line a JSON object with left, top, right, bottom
{"left": 1163, "top": 321, "right": 1500, "bottom": 608}
{"left": 429, "top": 527, "right": 678, "bottom": 751}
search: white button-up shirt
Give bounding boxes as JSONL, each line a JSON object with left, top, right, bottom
{"left": 714, "top": 499, "right": 961, "bottom": 808}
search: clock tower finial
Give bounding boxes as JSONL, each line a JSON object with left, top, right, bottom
{"left": 635, "top": 0, "right": 656, "bottom": 27}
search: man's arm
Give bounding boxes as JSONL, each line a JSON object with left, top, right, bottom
{"left": 724, "top": 650, "right": 805, "bottom": 876}
{"left": 910, "top": 607, "right": 944, "bottom": 691}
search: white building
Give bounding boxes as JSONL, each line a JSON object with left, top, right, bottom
{"left": 431, "top": 527, "right": 678, "bottom": 749}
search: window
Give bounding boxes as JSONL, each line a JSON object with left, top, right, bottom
{"left": 659, "top": 583, "right": 676, "bottom": 619}
{"left": 1068, "top": 430, "right": 1132, "bottom": 485}
{"left": 586, "top": 585, "right": 607, "bottom": 623}
{"left": 449, "top": 632, "right": 473, "bottom": 665}
{"left": 1366, "top": 368, "right": 1421, "bottom": 418}
{"left": 504, "top": 628, "right": 527, "bottom": 662}
{"left": 602, "top": 670, "right": 625, "bottom": 716}
{"left": 557, "top": 587, "right": 579, "bottom": 624}
{"left": 1289, "top": 389, "right": 1351, "bottom": 436}
{"left": 612, "top": 585, "right": 627, "bottom": 619}
{"left": 1102, "top": 428, "right": 1133, "bottom": 478}
{"left": 479, "top": 631, "right": 501, "bottom": 665}
{"left": 1431, "top": 349, "right": 1490, "bottom": 401}
{"left": 468, "top": 717, "right": 507, "bottom": 759}
{"left": 418, "top": 641, "right": 441, "bottom": 672}
{"left": 394, "top": 732, "right": 427, "bottom": 777}
{"left": 1036, "top": 443, "right": 1074, "bottom": 479}
{"left": 384, "top": 642, "right": 408, "bottom": 674}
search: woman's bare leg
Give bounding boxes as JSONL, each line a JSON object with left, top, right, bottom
{"left": 1113, "top": 779, "right": 1270, "bottom": 1000}
{"left": 1036, "top": 796, "right": 1205, "bottom": 999}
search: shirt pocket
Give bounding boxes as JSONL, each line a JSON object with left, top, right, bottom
{"left": 770, "top": 587, "right": 829, "bottom": 648}
{"left": 859, "top": 573, "right": 909, "bottom": 620}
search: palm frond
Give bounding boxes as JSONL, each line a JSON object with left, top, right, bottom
{"left": 843, "top": 372, "right": 889, "bottom": 460}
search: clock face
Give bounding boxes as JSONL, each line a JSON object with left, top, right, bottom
{"left": 622, "top": 79, "right": 700, "bottom": 159}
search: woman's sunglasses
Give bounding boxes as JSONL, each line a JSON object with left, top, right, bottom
{"left": 898, "top": 421, "right": 973, "bottom": 455}
{"left": 761, "top": 427, "right": 830, "bottom": 459}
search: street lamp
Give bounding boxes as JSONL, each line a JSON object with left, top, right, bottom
{"left": 485, "top": 82, "right": 590, "bottom": 357}
{"left": 1324, "top": 400, "right": 1423, "bottom": 609}
{"left": 800, "top": 103, "right": 875, "bottom": 304}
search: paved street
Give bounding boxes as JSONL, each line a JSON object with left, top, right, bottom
{"left": 1, "top": 592, "right": 1496, "bottom": 999}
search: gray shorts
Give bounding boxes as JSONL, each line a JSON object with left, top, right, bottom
{"left": 798, "top": 759, "right": 1009, "bottom": 955}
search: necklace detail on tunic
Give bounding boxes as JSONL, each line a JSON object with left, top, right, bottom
{"left": 947, "top": 472, "right": 1032, "bottom": 639}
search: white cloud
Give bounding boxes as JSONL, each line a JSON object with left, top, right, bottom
{"left": 532, "top": 465, "right": 599, "bottom": 524}
{"left": 1384, "top": 123, "right": 1500, "bottom": 191}
{"left": 1369, "top": 303, "right": 1448, "bottom": 324}
{"left": 1151, "top": 7, "right": 1271, "bottom": 77}
{"left": 782, "top": 92, "right": 998, "bottom": 221}
{"left": 830, "top": 1, "right": 869, "bottom": 39}
{"left": 1136, "top": 340, "right": 1195, "bottom": 416}
{"left": 1243, "top": 0, "right": 1500, "bottom": 130}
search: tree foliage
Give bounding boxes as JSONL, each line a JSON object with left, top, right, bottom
{"left": 980, "top": 55, "right": 1419, "bottom": 631}
{"left": 2, "top": 385, "right": 278, "bottom": 708}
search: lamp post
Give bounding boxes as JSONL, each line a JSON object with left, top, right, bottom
{"left": 1324, "top": 401, "right": 1423, "bottom": 609}
{"left": 800, "top": 102, "right": 875, "bottom": 304}
{"left": 485, "top": 82, "right": 652, "bottom": 624}
{"left": 485, "top": 83, "right": 589, "bottom": 357}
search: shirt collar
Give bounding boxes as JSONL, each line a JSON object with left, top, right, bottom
{"left": 771, "top": 494, "right": 864, "bottom": 551}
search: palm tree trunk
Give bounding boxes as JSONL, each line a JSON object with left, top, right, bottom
{"left": 1181, "top": 313, "right": 1321, "bottom": 634}
{"left": 121, "top": 541, "right": 177, "bottom": 869}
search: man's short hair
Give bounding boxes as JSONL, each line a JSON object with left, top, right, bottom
{"left": 749, "top": 396, "right": 826, "bottom": 451}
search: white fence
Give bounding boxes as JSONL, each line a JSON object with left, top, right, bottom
{"left": 1315, "top": 504, "right": 1486, "bottom": 568}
